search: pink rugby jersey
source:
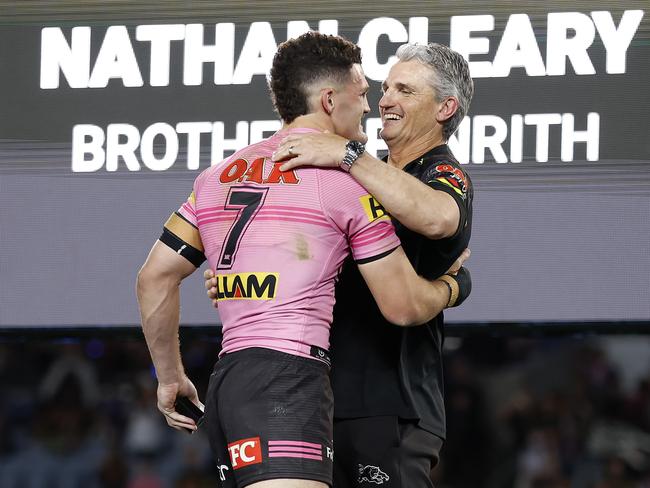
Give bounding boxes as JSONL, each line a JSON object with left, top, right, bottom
{"left": 174, "top": 128, "right": 399, "bottom": 360}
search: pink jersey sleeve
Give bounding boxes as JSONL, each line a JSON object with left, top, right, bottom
{"left": 160, "top": 171, "right": 211, "bottom": 267}
{"left": 177, "top": 190, "right": 199, "bottom": 226}
{"left": 318, "top": 168, "right": 400, "bottom": 262}
{"left": 176, "top": 166, "right": 214, "bottom": 226}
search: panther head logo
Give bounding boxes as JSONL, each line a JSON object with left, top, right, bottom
{"left": 358, "top": 464, "right": 390, "bottom": 484}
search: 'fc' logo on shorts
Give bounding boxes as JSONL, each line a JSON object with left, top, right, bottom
{"left": 228, "top": 437, "right": 263, "bottom": 469}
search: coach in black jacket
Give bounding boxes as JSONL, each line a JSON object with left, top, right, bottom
{"left": 272, "top": 42, "right": 474, "bottom": 488}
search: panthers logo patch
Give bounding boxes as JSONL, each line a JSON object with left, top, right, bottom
{"left": 426, "top": 162, "right": 468, "bottom": 200}
{"left": 358, "top": 464, "right": 390, "bottom": 484}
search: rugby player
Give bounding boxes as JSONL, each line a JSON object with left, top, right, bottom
{"left": 137, "top": 33, "right": 470, "bottom": 488}
{"left": 268, "top": 42, "right": 474, "bottom": 487}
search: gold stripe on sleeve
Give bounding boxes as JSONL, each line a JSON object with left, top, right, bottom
{"left": 164, "top": 213, "right": 204, "bottom": 252}
{"left": 439, "top": 275, "right": 460, "bottom": 308}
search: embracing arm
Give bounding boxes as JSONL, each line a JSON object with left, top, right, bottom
{"left": 357, "top": 247, "right": 471, "bottom": 326}
{"left": 274, "top": 133, "right": 459, "bottom": 238}
{"left": 203, "top": 248, "right": 472, "bottom": 326}
{"left": 349, "top": 153, "right": 459, "bottom": 238}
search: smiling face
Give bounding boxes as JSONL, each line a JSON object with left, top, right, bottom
{"left": 330, "top": 64, "right": 371, "bottom": 143}
{"left": 379, "top": 60, "right": 443, "bottom": 151}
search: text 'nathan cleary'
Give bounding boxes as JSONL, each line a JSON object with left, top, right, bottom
{"left": 37, "top": 11, "right": 645, "bottom": 170}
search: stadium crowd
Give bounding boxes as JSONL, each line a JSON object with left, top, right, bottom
{"left": 0, "top": 333, "right": 649, "bottom": 488}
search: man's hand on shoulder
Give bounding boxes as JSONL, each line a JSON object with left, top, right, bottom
{"left": 273, "top": 132, "right": 347, "bottom": 171}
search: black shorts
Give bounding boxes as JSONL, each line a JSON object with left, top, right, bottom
{"left": 333, "top": 416, "right": 443, "bottom": 488}
{"left": 204, "top": 347, "right": 334, "bottom": 487}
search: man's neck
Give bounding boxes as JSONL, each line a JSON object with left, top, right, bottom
{"left": 387, "top": 134, "right": 446, "bottom": 169}
{"left": 284, "top": 113, "right": 331, "bottom": 133}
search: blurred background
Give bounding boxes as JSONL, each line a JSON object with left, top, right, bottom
{"left": 2, "top": 333, "right": 650, "bottom": 487}
{"left": 1, "top": 1, "right": 649, "bottom": 486}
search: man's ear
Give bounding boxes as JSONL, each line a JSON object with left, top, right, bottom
{"left": 320, "top": 88, "right": 335, "bottom": 115}
{"left": 436, "top": 97, "right": 459, "bottom": 123}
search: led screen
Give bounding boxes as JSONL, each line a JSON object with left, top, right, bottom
{"left": 1, "top": 3, "right": 648, "bottom": 326}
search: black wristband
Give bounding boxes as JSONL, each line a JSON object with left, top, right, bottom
{"left": 440, "top": 267, "right": 472, "bottom": 308}
{"left": 448, "top": 267, "right": 472, "bottom": 307}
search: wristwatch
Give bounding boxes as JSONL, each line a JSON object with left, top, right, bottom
{"left": 339, "top": 140, "right": 365, "bottom": 173}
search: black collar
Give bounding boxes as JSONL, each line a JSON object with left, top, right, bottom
{"left": 381, "top": 144, "right": 452, "bottom": 169}
{"left": 400, "top": 144, "right": 452, "bottom": 173}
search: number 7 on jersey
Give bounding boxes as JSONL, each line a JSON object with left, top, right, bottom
{"left": 218, "top": 187, "right": 269, "bottom": 270}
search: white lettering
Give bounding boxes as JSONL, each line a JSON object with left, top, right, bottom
{"left": 450, "top": 15, "right": 494, "bottom": 78}
{"left": 140, "top": 122, "right": 178, "bottom": 170}
{"left": 250, "top": 120, "right": 282, "bottom": 144}
{"left": 492, "top": 14, "right": 546, "bottom": 77}
{"left": 509, "top": 114, "right": 524, "bottom": 163}
{"left": 135, "top": 24, "right": 185, "bottom": 86}
{"left": 217, "top": 465, "right": 229, "bottom": 481}
{"left": 326, "top": 446, "right": 334, "bottom": 461}
{"left": 228, "top": 445, "right": 240, "bottom": 467}
{"left": 176, "top": 122, "right": 212, "bottom": 169}
{"left": 232, "top": 22, "right": 277, "bottom": 84}
{"left": 561, "top": 112, "right": 600, "bottom": 161}
{"left": 40, "top": 27, "right": 91, "bottom": 89}
{"left": 358, "top": 17, "right": 408, "bottom": 81}
{"left": 228, "top": 440, "right": 257, "bottom": 468}
{"left": 106, "top": 123, "right": 141, "bottom": 171}
{"left": 88, "top": 26, "right": 143, "bottom": 88}
{"left": 524, "top": 113, "right": 562, "bottom": 162}
{"left": 450, "top": 10, "right": 642, "bottom": 78}
{"left": 592, "top": 10, "right": 644, "bottom": 74}
{"left": 68, "top": 112, "right": 603, "bottom": 173}
{"left": 211, "top": 121, "right": 249, "bottom": 163}
{"left": 71, "top": 124, "right": 105, "bottom": 171}
{"left": 43, "top": 14, "right": 645, "bottom": 90}
{"left": 184, "top": 23, "right": 235, "bottom": 85}
{"left": 546, "top": 12, "right": 596, "bottom": 76}
{"left": 408, "top": 17, "right": 429, "bottom": 45}
{"left": 472, "top": 115, "right": 508, "bottom": 164}
{"left": 239, "top": 441, "right": 256, "bottom": 463}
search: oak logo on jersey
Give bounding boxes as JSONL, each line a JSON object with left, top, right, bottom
{"left": 215, "top": 272, "right": 278, "bottom": 300}
{"left": 359, "top": 195, "right": 389, "bottom": 223}
{"left": 220, "top": 157, "right": 301, "bottom": 185}
{"left": 429, "top": 163, "right": 468, "bottom": 199}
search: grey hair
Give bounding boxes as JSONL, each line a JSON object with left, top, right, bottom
{"left": 395, "top": 43, "right": 474, "bottom": 140}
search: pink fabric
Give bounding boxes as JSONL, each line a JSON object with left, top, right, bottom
{"left": 178, "top": 128, "right": 400, "bottom": 359}
{"left": 268, "top": 452, "right": 323, "bottom": 460}
{"left": 268, "top": 440, "right": 322, "bottom": 448}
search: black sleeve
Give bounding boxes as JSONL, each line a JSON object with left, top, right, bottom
{"left": 422, "top": 161, "right": 472, "bottom": 238}
{"left": 159, "top": 228, "right": 206, "bottom": 268}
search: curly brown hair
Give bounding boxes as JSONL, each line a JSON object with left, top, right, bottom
{"left": 269, "top": 32, "right": 361, "bottom": 123}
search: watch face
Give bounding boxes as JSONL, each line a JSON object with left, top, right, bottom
{"left": 348, "top": 141, "right": 365, "bottom": 155}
